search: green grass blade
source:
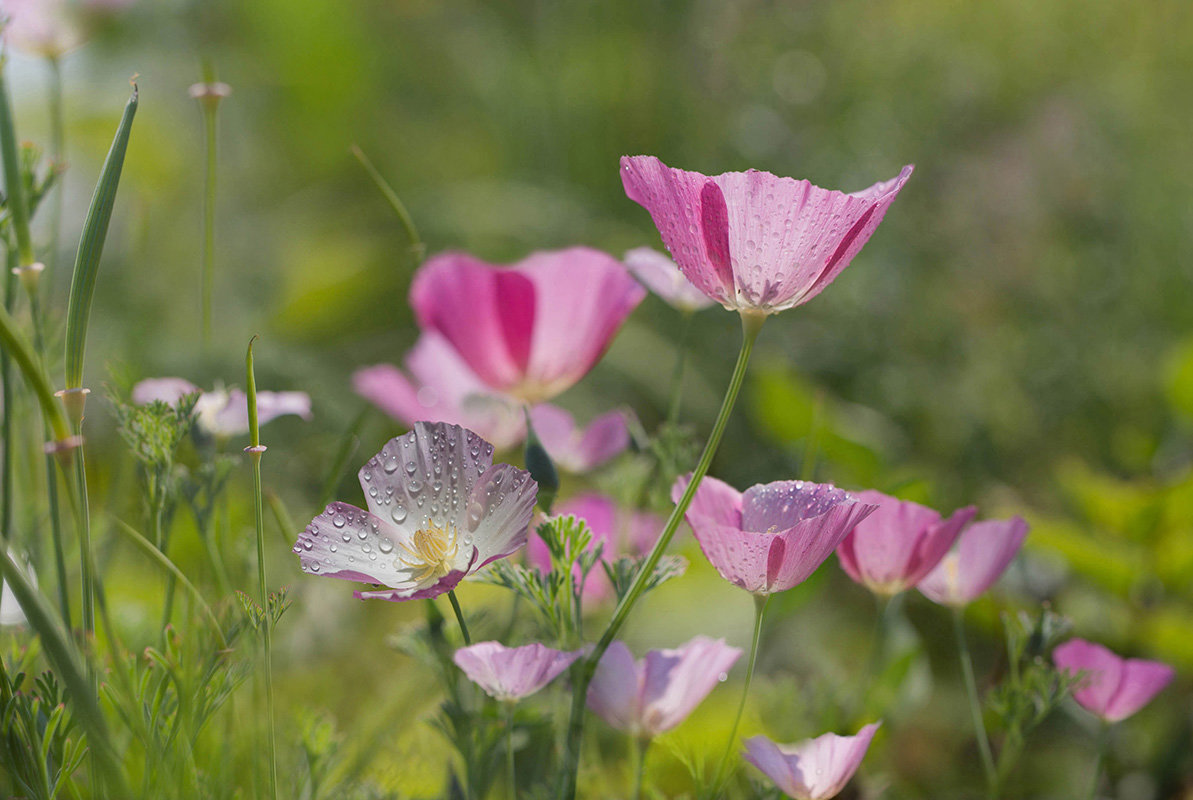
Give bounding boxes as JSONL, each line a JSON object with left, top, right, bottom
{"left": 0, "top": 303, "right": 70, "bottom": 442}
{"left": 0, "top": 56, "right": 35, "bottom": 266}
{"left": 64, "top": 84, "right": 139, "bottom": 390}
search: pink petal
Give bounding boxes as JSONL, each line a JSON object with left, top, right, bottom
{"left": 917, "top": 517, "right": 1029, "bottom": 606}
{"left": 673, "top": 474, "right": 743, "bottom": 530}
{"left": 132, "top": 377, "right": 201, "bottom": 406}
{"left": 623, "top": 247, "right": 716, "bottom": 312}
{"left": 1106, "top": 660, "right": 1176, "bottom": 722}
{"left": 743, "top": 722, "right": 880, "bottom": 800}
{"left": 1054, "top": 639, "right": 1174, "bottom": 722}
{"left": 530, "top": 405, "right": 630, "bottom": 473}
{"left": 763, "top": 502, "right": 878, "bottom": 593}
{"left": 454, "top": 641, "right": 582, "bottom": 702}
{"left": 587, "top": 641, "right": 641, "bottom": 732}
{"left": 639, "top": 636, "right": 741, "bottom": 735}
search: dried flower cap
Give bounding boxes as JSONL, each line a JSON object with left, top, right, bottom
{"left": 623, "top": 247, "right": 715, "bottom": 312}
{"left": 621, "top": 156, "right": 911, "bottom": 314}
{"left": 675, "top": 475, "right": 876, "bottom": 595}
{"left": 743, "top": 722, "right": 881, "bottom": 799}
{"left": 587, "top": 636, "right": 741, "bottom": 737}
{"left": 917, "top": 516, "right": 1029, "bottom": 607}
{"left": 836, "top": 490, "right": 975, "bottom": 596}
{"left": 1053, "top": 639, "right": 1174, "bottom": 723}
{"left": 453, "top": 641, "right": 583, "bottom": 702}
{"left": 354, "top": 332, "right": 525, "bottom": 451}
{"left": 293, "top": 422, "right": 537, "bottom": 602}
{"left": 410, "top": 247, "right": 645, "bottom": 404}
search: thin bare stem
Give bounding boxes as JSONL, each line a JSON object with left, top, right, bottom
{"left": 953, "top": 608, "right": 997, "bottom": 796}
{"left": 447, "top": 589, "right": 471, "bottom": 645}
{"left": 712, "top": 593, "right": 769, "bottom": 793}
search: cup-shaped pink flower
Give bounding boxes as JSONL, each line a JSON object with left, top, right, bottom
{"left": 453, "top": 641, "right": 583, "bottom": 702}
{"left": 835, "top": 491, "right": 976, "bottom": 596}
{"left": 527, "top": 405, "right": 630, "bottom": 473}
{"left": 623, "top": 247, "right": 715, "bottom": 312}
{"left": 132, "top": 377, "right": 311, "bottom": 439}
{"left": 1053, "top": 639, "right": 1175, "bottom": 723}
{"left": 674, "top": 476, "right": 877, "bottom": 595}
{"left": 743, "top": 722, "right": 881, "bottom": 800}
{"left": 353, "top": 332, "right": 526, "bottom": 451}
{"left": 587, "top": 636, "right": 741, "bottom": 738}
{"left": 917, "top": 516, "right": 1029, "bottom": 606}
{"left": 620, "top": 156, "right": 912, "bottom": 314}
{"left": 527, "top": 494, "right": 663, "bottom": 604}
{"left": 410, "top": 248, "right": 645, "bottom": 404}
{"left": 293, "top": 422, "right": 537, "bottom": 601}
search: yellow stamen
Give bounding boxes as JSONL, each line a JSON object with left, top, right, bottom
{"left": 396, "top": 521, "right": 460, "bottom": 583}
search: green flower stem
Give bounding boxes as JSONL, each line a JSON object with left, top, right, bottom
{"left": 665, "top": 310, "right": 694, "bottom": 424}
{"left": 505, "top": 702, "right": 517, "bottom": 799}
{"left": 47, "top": 55, "right": 65, "bottom": 279}
{"left": 712, "top": 593, "right": 769, "bottom": 792}
{"left": 199, "top": 84, "right": 218, "bottom": 347}
{"left": 1087, "top": 722, "right": 1109, "bottom": 800}
{"left": 1, "top": 253, "right": 16, "bottom": 547}
{"left": 350, "top": 144, "right": 425, "bottom": 262}
{"left": 557, "top": 311, "right": 765, "bottom": 800}
{"left": 0, "top": 59, "right": 35, "bottom": 268}
{"left": 953, "top": 608, "right": 997, "bottom": 796}
{"left": 246, "top": 338, "right": 279, "bottom": 800}
{"left": 630, "top": 736, "right": 649, "bottom": 800}
{"left": 447, "top": 589, "right": 471, "bottom": 645}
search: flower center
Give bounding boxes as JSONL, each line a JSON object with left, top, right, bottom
{"left": 397, "top": 521, "right": 460, "bottom": 583}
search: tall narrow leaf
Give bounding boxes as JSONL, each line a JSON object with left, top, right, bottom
{"left": 0, "top": 57, "right": 34, "bottom": 266}
{"left": 64, "top": 84, "right": 139, "bottom": 390}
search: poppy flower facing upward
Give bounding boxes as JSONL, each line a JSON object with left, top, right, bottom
{"left": 293, "top": 422, "right": 537, "bottom": 602}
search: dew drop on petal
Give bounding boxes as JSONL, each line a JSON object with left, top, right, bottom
{"left": 379, "top": 538, "right": 393, "bottom": 553}
{"left": 392, "top": 505, "right": 407, "bottom": 524}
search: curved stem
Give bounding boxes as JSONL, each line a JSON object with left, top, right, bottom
{"left": 665, "top": 311, "right": 694, "bottom": 425}
{"left": 505, "top": 702, "right": 517, "bottom": 799}
{"left": 712, "top": 593, "right": 769, "bottom": 792}
{"left": 557, "top": 311, "right": 764, "bottom": 800}
{"left": 448, "top": 589, "right": 471, "bottom": 645}
{"left": 1087, "top": 722, "right": 1109, "bottom": 800}
{"left": 630, "top": 736, "right": 649, "bottom": 800}
{"left": 48, "top": 55, "right": 65, "bottom": 279}
{"left": 200, "top": 92, "right": 218, "bottom": 348}
{"left": 954, "top": 608, "right": 997, "bottom": 796}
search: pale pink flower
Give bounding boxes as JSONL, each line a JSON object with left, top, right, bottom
{"left": 623, "top": 247, "right": 715, "bottom": 312}
{"left": 0, "top": 0, "right": 134, "bottom": 58}
{"left": 917, "top": 516, "right": 1029, "bottom": 607}
{"left": 620, "top": 156, "right": 912, "bottom": 314}
{"left": 587, "top": 636, "right": 741, "bottom": 737}
{"left": 1053, "top": 639, "right": 1174, "bottom": 723}
{"left": 410, "top": 248, "right": 645, "bottom": 403}
{"left": 293, "top": 422, "right": 537, "bottom": 602}
{"left": 743, "top": 722, "right": 881, "bottom": 800}
{"left": 674, "top": 476, "right": 876, "bottom": 595}
{"left": 526, "top": 493, "right": 663, "bottom": 604}
{"left": 527, "top": 405, "right": 630, "bottom": 473}
{"left": 353, "top": 332, "right": 525, "bottom": 451}
{"left": 453, "top": 641, "right": 583, "bottom": 702}
{"left": 132, "top": 377, "right": 310, "bottom": 439}
{"left": 835, "top": 491, "right": 976, "bottom": 596}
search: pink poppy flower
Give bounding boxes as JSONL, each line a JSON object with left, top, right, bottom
{"left": 674, "top": 476, "right": 877, "bottom": 595}
{"left": 0, "top": 0, "right": 134, "bottom": 57}
{"left": 623, "top": 247, "right": 715, "bottom": 312}
{"left": 410, "top": 248, "right": 645, "bottom": 404}
{"left": 917, "top": 516, "right": 1029, "bottom": 607}
{"left": 353, "top": 332, "right": 525, "bottom": 451}
{"left": 453, "top": 641, "right": 583, "bottom": 702}
{"left": 620, "top": 156, "right": 912, "bottom": 314}
{"left": 743, "top": 722, "right": 881, "bottom": 800}
{"left": 1053, "top": 639, "right": 1175, "bottom": 723}
{"left": 587, "top": 636, "right": 741, "bottom": 738}
{"left": 526, "top": 494, "right": 663, "bottom": 604}
{"left": 835, "top": 491, "right": 976, "bottom": 596}
{"left": 132, "top": 377, "right": 311, "bottom": 439}
{"left": 293, "top": 422, "right": 537, "bottom": 602}
{"left": 527, "top": 405, "right": 630, "bottom": 473}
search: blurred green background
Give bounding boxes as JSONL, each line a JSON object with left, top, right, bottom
{"left": 5, "top": 0, "right": 1192, "bottom": 797}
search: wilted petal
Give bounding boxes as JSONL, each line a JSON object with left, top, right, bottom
{"left": 917, "top": 517, "right": 1029, "bottom": 606}
{"left": 623, "top": 247, "right": 716, "bottom": 312}
{"left": 1054, "top": 639, "right": 1174, "bottom": 723}
{"left": 453, "top": 641, "right": 583, "bottom": 702}
{"left": 743, "top": 722, "right": 880, "bottom": 800}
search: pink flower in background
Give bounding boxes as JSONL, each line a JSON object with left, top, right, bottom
{"left": 410, "top": 248, "right": 645, "bottom": 404}
{"left": 836, "top": 491, "right": 976, "bottom": 596}
{"left": 620, "top": 156, "right": 912, "bottom": 314}
{"left": 528, "top": 405, "right": 630, "bottom": 473}
{"left": 526, "top": 494, "right": 663, "bottom": 604}
{"left": 353, "top": 332, "right": 525, "bottom": 451}
{"left": 917, "top": 516, "right": 1029, "bottom": 607}
{"left": 132, "top": 377, "right": 311, "bottom": 439}
{"left": 743, "top": 722, "right": 881, "bottom": 800}
{"left": 623, "top": 247, "right": 715, "bottom": 312}
{"left": 1053, "top": 639, "right": 1174, "bottom": 723}
{"left": 0, "top": 0, "right": 134, "bottom": 57}
{"left": 587, "top": 636, "right": 741, "bottom": 738}
{"left": 293, "top": 422, "right": 537, "bottom": 602}
{"left": 674, "top": 476, "right": 876, "bottom": 595}
{"left": 453, "top": 641, "right": 583, "bottom": 702}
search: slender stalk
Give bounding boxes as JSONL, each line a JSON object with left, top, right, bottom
{"left": 953, "top": 608, "right": 997, "bottom": 796}
{"left": 505, "top": 702, "right": 517, "bottom": 799}
{"left": 447, "top": 589, "right": 471, "bottom": 645}
{"left": 712, "top": 593, "right": 769, "bottom": 792}
{"left": 246, "top": 337, "right": 279, "bottom": 800}
{"left": 557, "top": 311, "right": 765, "bottom": 799}
{"left": 1087, "top": 722, "right": 1109, "bottom": 800}
{"left": 350, "top": 144, "right": 425, "bottom": 262}
{"left": 1, "top": 252, "right": 16, "bottom": 546}
{"left": 47, "top": 55, "right": 65, "bottom": 279}
{"left": 665, "top": 311, "right": 694, "bottom": 424}
{"left": 630, "top": 736, "right": 649, "bottom": 800}
{"left": 72, "top": 437, "right": 95, "bottom": 640}
{"left": 199, "top": 88, "right": 218, "bottom": 347}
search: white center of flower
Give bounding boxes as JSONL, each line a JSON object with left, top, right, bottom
{"left": 396, "top": 521, "right": 460, "bottom": 583}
